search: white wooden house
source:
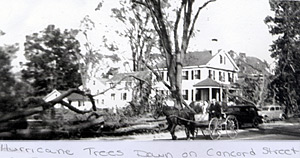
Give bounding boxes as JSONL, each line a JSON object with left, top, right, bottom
{"left": 43, "top": 89, "right": 92, "bottom": 111}
{"left": 43, "top": 71, "right": 151, "bottom": 112}
{"left": 104, "top": 71, "right": 151, "bottom": 110}
{"left": 81, "top": 77, "right": 108, "bottom": 109}
{"left": 154, "top": 50, "right": 239, "bottom": 104}
{"left": 43, "top": 89, "right": 67, "bottom": 108}
{"left": 44, "top": 49, "right": 239, "bottom": 111}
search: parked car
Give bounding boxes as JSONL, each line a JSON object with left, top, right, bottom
{"left": 258, "top": 105, "right": 287, "bottom": 121}
{"left": 224, "top": 105, "right": 263, "bottom": 128}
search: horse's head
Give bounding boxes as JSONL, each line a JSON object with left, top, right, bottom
{"left": 188, "top": 101, "right": 203, "bottom": 114}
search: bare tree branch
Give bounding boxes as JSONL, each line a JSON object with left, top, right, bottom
{"left": 92, "top": 75, "right": 132, "bottom": 97}
{"left": 48, "top": 88, "right": 96, "bottom": 111}
{"left": 0, "top": 88, "right": 98, "bottom": 124}
{"left": 174, "top": 3, "right": 184, "bottom": 54}
{"left": 228, "top": 92, "right": 256, "bottom": 106}
{"left": 187, "top": 0, "right": 216, "bottom": 43}
{"left": 132, "top": 0, "right": 148, "bottom": 7}
{"left": 59, "top": 101, "right": 92, "bottom": 114}
{"left": 142, "top": 59, "right": 172, "bottom": 90}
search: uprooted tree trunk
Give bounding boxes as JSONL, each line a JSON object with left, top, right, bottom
{"left": 0, "top": 88, "right": 104, "bottom": 137}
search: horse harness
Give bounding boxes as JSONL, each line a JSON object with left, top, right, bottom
{"left": 166, "top": 114, "right": 197, "bottom": 124}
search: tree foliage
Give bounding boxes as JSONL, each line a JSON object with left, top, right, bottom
{"left": 265, "top": 0, "right": 300, "bottom": 113}
{"left": 111, "top": 0, "right": 158, "bottom": 71}
{"left": 22, "top": 25, "right": 82, "bottom": 96}
{"left": 109, "top": 1, "right": 158, "bottom": 114}
{"left": 0, "top": 43, "right": 33, "bottom": 112}
{"left": 0, "top": 26, "right": 99, "bottom": 136}
{"left": 228, "top": 50, "right": 272, "bottom": 107}
{"left": 0, "top": 45, "right": 16, "bottom": 96}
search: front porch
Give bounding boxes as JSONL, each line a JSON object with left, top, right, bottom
{"left": 192, "top": 78, "right": 226, "bottom": 102}
{"left": 194, "top": 87, "right": 224, "bottom": 102}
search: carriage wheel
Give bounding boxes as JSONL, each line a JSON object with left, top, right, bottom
{"left": 209, "top": 118, "right": 221, "bottom": 140}
{"left": 225, "top": 115, "right": 239, "bottom": 139}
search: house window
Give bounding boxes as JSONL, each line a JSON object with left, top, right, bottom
{"left": 191, "top": 71, "right": 194, "bottom": 80}
{"left": 101, "top": 99, "right": 104, "bottom": 104}
{"left": 223, "top": 72, "right": 225, "bottom": 82}
{"left": 220, "top": 55, "right": 223, "bottom": 64}
{"left": 111, "top": 93, "right": 115, "bottom": 100}
{"left": 194, "top": 70, "right": 201, "bottom": 79}
{"left": 182, "top": 71, "right": 189, "bottom": 80}
{"left": 209, "top": 70, "right": 215, "bottom": 79}
{"left": 224, "top": 56, "right": 226, "bottom": 64}
{"left": 228, "top": 73, "right": 234, "bottom": 82}
{"left": 121, "top": 93, "right": 127, "bottom": 100}
{"left": 219, "top": 71, "right": 222, "bottom": 81}
{"left": 93, "top": 80, "right": 96, "bottom": 85}
{"left": 182, "top": 90, "right": 189, "bottom": 100}
{"left": 160, "top": 71, "right": 164, "bottom": 81}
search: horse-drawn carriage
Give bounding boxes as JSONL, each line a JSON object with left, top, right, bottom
{"left": 153, "top": 102, "right": 239, "bottom": 140}
{"left": 194, "top": 112, "right": 239, "bottom": 140}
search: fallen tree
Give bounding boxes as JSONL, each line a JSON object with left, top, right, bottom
{"left": 0, "top": 88, "right": 106, "bottom": 139}
{"left": 101, "top": 116, "right": 167, "bottom": 135}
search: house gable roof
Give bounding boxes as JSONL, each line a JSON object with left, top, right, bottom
{"left": 43, "top": 89, "right": 61, "bottom": 101}
{"left": 206, "top": 50, "right": 240, "bottom": 71}
{"left": 108, "top": 73, "right": 134, "bottom": 83}
{"left": 59, "top": 90, "right": 90, "bottom": 101}
{"left": 43, "top": 89, "right": 85, "bottom": 102}
{"left": 224, "top": 51, "right": 240, "bottom": 71}
{"left": 183, "top": 51, "right": 214, "bottom": 66}
{"left": 242, "top": 56, "right": 269, "bottom": 74}
{"left": 156, "top": 51, "right": 213, "bottom": 68}
{"left": 108, "top": 71, "right": 151, "bottom": 83}
{"left": 193, "top": 78, "right": 222, "bottom": 87}
{"left": 67, "top": 93, "right": 90, "bottom": 101}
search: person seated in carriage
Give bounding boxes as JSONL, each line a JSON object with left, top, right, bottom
{"left": 208, "top": 99, "right": 222, "bottom": 120}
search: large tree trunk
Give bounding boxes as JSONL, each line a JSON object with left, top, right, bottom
{"left": 61, "top": 116, "right": 104, "bottom": 132}
{"left": 133, "top": 0, "right": 215, "bottom": 112}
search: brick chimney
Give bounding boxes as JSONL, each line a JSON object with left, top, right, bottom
{"left": 211, "top": 38, "right": 220, "bottom": 56}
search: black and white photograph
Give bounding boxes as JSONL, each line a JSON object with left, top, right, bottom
{"left": 0, "top": 0, "right": 300, "bottom": 145}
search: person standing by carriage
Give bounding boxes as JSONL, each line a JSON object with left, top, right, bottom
{"left": 208, "top": 99, "right": 222, "bottom": 120}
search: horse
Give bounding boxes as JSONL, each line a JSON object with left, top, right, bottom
{"left": 153, "top": 104, "right": 197, "bottom": 140}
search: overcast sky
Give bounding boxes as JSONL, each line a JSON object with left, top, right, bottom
{"left": 0, "top": 0, "right": 275, "bottom": 66}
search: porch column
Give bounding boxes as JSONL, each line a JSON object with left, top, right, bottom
{"left": 220, "top": 88, "right": 223, "bottom": 102}
{"left": 193, "top": 89, "right": 196, "bottom": 102}
{"left": 191, "top": 89, "right": 194, "bottom": 102}
{"left": 209, "top": 87, "right": 212, "bottom": 101}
